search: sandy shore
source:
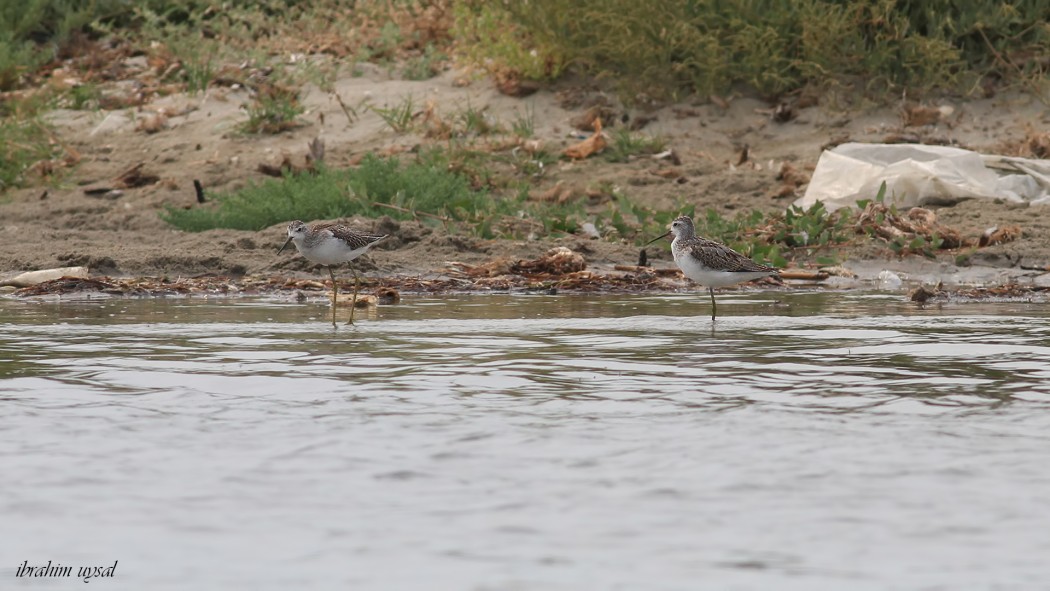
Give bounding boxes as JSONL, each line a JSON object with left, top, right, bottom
{"left": 3, "top": 64, "right": 1049, "bottom": 294}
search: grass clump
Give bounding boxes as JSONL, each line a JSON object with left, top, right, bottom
{"left": 242, "top": 83, "right": 304, "bottom": 134}
{"left": 463, "top": 0, "right": 1050, "bottom": 99}
{"left": 161, "top": 154, "right": 480, "bottom": 232}
{"left": 162, "top": 151, "right": 599, "bottom": 240}
{"left": 0, "top": 0, "right": 127, "bottom": 91}
{"left": 452, "top": 0, "right": 566, "bottom": 85}
{"left": 604, "top": 195, "right": 856, "bottom": 268}
{"left": 0, "top": 116, "right": 61, "bottom": 190}
{"left": 604, "top": 129, "right": 666, "bottom": 163}
{"left": 371, "top": 95, "right": 417, "bottom": 133}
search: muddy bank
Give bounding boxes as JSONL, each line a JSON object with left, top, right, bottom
{"left": 2, "top": 66, "right": 1049, "bottom": 289}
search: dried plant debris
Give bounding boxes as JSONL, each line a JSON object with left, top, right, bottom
{"left": 135, "top": 112, "right": 168, "bottom": 134}
{"left": 903, "top": 282, "right": 1050, "bottom": 303}
{"left": 909, "top": 282, "right": 942, "bottom": 302}
{"left": 563, "top": 118, "right": 607, "bottom": 160}
{"left": 1026, "top": 128, "right": 1050, "bottom": 158}
{"left": 900, "top": 103, "right": 954, "bottom": 127}
{"left": 856, "top": 203, "right": 970, "bottom": 250}
{"left": 979, "top": 225, "right": 1023, "bottom": 247}
{"left": 570, "top": 105, "right": 617, "bottom": 132}
{"left": 115, "top": 162, "right": 160, "bottom": 188}
{"left": 770, "top": 162, "right": 810, "bottom": 198}
{"left": 82, "top": 162, "right": 159, "bottom": 195}
{"left": 910, "top": 281, "right": 1050, "bottom": 304}
{"left": 511, "top": 247, "right": 586, "bottom": 275}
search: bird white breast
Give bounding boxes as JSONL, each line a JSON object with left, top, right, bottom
{"left": 673, "top": 249, "right": 770, "bottom": 289}
{"left": 294, "top": 237, "right": 371, "bottom": 266}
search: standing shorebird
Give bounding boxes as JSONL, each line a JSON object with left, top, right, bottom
{"left": 278, "top": 220, "right": 388, "bottom": 326}
{"left": 646, "top": 215, "right": 777, "bottom": 320}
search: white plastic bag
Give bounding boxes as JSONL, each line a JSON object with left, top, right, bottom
{"left": 795, "top": 143, "right": 1050, "bottom": 212}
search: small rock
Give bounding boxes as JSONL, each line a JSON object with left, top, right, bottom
{"left": 376, "top": 287, "right": 400, "bottom": 305}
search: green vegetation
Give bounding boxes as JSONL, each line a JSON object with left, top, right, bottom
{"left": 510, "top": 103, "right": 535, "bottom": 139}
{"left": 371, "top": 96, "right": 417, "bottom": 133}
{"left": 242, "top": 84, "right": 304, "bottom": 134}
{"left": 857, "top": 182, "right": 948, "bottom": 258}
{"left": 402, "top": 43, "right": 446, "bottom": 81}
{"left": 460, "top": 0, "right": 1050, "bottom": 99}
{"left": 162, "top": 147, "right": 865, "bottom": 268}
{"left": 162, "top": 153, "right": 584, "bottom": 240}
{"left": 3, "top": 0, "right": 1044, "bottom": 266}
{"left": 161, "top": 155, "right": 472, "bottom": 233}
{"left": 0, "top": 116, "right": 60, "bottom": 190}
{"left": 456, "top": 101, "right": 500, "bottom": 136}
{"left": 451, "top": 1, "right": 566, "bottom": 83}
{"left": 607, "top": 196, "right": 854, "bottom": 267}
{"left": 604, "top": 129, "right": 667, "bottom": 163}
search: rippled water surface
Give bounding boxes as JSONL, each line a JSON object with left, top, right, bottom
{"left": 3, "top": 292, "right": 1050, "bottom": 590}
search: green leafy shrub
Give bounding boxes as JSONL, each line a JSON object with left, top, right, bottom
{"left": 463, "top": 0, "right": 1049, "bottom": 99}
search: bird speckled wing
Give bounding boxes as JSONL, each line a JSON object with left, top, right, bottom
{"left": 309, "top": 223, "right": 387, "bottom": 250}
{"left": 684, "top": 238, "right": 777, "bottom": 273}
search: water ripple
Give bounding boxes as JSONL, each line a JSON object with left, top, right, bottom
{"left": 3, "top": 293, "right": 1050, "bottom": 590}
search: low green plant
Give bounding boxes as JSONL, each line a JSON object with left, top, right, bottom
{"left": 451, "top": 0, "right": 566, "bottom": 83}
{"left": 242, "top": 84, "right": 304, "bottom": 134}
{"left": 602, "top": 193, "right": 698, "bottom": 246}
{"left": 0, "top": 28, "right": 37, "bottom": 91}
{"left": 300, "top": 58, "right": 340, "bottom": 93}
{"left": 162, "top": 154, "right": 490, "bottom": 233}
{"left": 465, "top": 0, "right": 1049, "bottom": 100}
{"left": 604, "top": 128, "right": 666, "bottom": 163}
{"left": 402, "top": 43, "right": 445, "bottom": 80}
{"left": 0, "top": 116, "right": 60, "bottom": 189}
{"left": 456, "top": 101, "right": 500, "bottom": 136}
{"left": 855, "top": 180, "right": 889, "bottom": 211}
{"left": 770, "top": 202, "right": 852, "bottom": 248}
{"left": 0, "top": 0, "right": 124, "bottom": 91}
{"left": 606, "top": 193, "right": 862, "bottom": 268}
{"left": 368, "top": 20, "right": 403, "bottom": 63}
{"left": 889, "top": 233, "right": 944, "bottom": 258}
{"left": 510, "top": 103, "right": 535, "bottom": 138}
{"left": 499, "top": 146, "right": 556, "bottom": 178}
{"left": 181, "top": 49, "right": 215, "bottom": 94}
{"left": 163, "top": 151, "right": 609, "bottom": 240}
{"left": 371, "top": 95, "right": 416, "bottom": 133}
{"left": 66, "top": 83, "right": 102, "bottom": 110}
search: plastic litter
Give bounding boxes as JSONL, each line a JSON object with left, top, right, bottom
{"left": 1, "top": 266, "right": 89, "bottom": 287}
{"left": 795, "top": 143, "right": 1050, "bottom": 212}
{"left": 876, "top": 270, "right": 903, "bottom": 290}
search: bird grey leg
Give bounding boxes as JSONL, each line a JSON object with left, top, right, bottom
{"left": 709, "top": 287, "right": 716, "bottom": 321}
{"left": 327, "top": 266, "right": 338, "bottom": 328}
{"left": 346, "top": 266, "right": 360, "bottom": 325}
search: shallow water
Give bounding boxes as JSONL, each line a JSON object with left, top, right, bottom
{"left": 3, "top": 292, "right": 1050, "bottom": 590}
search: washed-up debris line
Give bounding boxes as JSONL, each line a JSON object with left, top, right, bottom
{"left": 10, "top": 269, "right": 678, "bottom": 298}
{"left": 10, "top": 247, "right": 766, "bottom": 298}
{"left": 912, "top": 282, "right": 1050, "bottom": 303}
{"left": 855, "top": 202, "right": 1022, "bottom": 251}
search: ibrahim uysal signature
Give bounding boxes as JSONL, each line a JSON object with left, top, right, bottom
{"left": 15, "top": 560, "right": 118, "bottom": 583}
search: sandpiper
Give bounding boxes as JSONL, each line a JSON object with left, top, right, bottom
{"left": 646, "top": 215, "right": 777, "bottom": 320}
{"left": 278, "top": 220, "right": 388, "bottom": 326}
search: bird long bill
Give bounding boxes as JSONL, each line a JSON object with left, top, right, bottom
{"left": 644, "top": 231, "right": 671, "bottom": 246}
{"left": 277, "top": 236, "right": 293, "bottom": 254}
